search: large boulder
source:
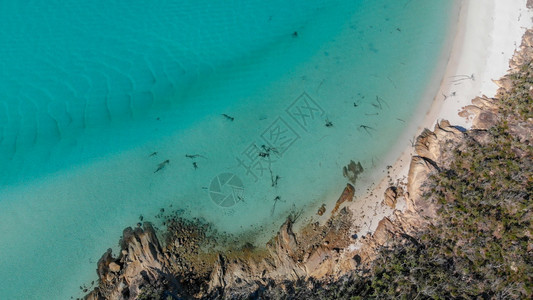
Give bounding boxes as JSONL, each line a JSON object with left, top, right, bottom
{"left": 331, "top": 183, "right": 355, "bottom": 215}
{"left": 87, "top": 222, "right": 171, "bottom": 300}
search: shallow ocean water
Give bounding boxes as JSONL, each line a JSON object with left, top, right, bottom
{"left": 0, "top": 0, "right": 455, "bottom": 298}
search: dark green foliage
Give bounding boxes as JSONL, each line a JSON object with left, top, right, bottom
{"left": 498, "top": 61, "right": 533, "bottom": 121}
{"left": 367, "top": 60, "right": 532, "bottom": 299}
{"left": 249, "top": 59, "right": 533, "bottom": 300}
{"left": 245, "top": 276, "right": 373, "bottom": 300}
{"left": 136, "top": 59, "right": 532, "bottom": 300}
{"left": 138, "top": 282, "right": 174, "bottom": 300}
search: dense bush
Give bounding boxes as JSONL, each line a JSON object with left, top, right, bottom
{"left": 367, "top": 60, "right": 532, "bottom": 299}
{"left": 137, "top": 61, "right": 532, "bottom": 300}
{"left": 254, "top": 60, "right": 532, "bottom": 299}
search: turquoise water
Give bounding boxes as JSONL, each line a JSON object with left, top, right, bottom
{"left": 0, "top": 0, "right": 454, "bottom": 298}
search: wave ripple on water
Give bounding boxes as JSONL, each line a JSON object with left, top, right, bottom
{"left": 0, "top": 0, "right": 454, "bottom": 299}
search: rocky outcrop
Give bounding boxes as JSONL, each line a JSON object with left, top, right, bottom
{"left": 349, "top": 119, "right": 468, "bottom": 269}
{"left": 355, "top": 28, "right": 533, "bottom": 275}
{"left": 510, "top": 28, "right": 533, "bottom": 71}
{"left": 331, "top": 183, "right": 355, "bottom": 215}
{"left": 205, "top": 210, "right": 354, "bottom": 298}
{"left": 84, "top": 112, "right": 503, "bottom": 300}
{"left": 87, "top": 223, "right": 175, "bottom": 300}
{"left": 86, "top": 209, "right": 354, "bottom": 299}
{"left": 85, "top": 26, "right": 533, "bottom": 300}
{"left": 459, "top": 96, "right": 499, "bottom": 129}
{"left": 463, "top": 28, "right": 533, "bottom": 134}
{"left": 382, "top": 186, "right": 403, "bottom": 209}
{"left": 407, "top": 120, "right": 464, "bottom": 219}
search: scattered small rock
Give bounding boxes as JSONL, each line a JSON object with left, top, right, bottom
{"left": 317, "top": 204, "right": 326, "bottom": 216}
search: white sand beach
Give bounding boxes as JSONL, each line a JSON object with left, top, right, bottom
{"left": 348, "top": 0, "right": 533, "bottom": 241}
{"left": 0, "top": 1, "right": 529, "bottom": 298}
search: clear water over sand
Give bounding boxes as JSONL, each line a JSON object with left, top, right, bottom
{"left": 0, "top": 0, "right": 454, "bottom": 298}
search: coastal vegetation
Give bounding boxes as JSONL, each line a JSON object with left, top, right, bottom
{"left": 86, "top": 32, "right": 532, "bottom": 300}
{"left": 365, "top": 60, "right": 532, "bottom": 299}
{"left": 127, "top": 58, "right": 531, "bottom": 299}
{"left": 255, "top": 58, "right": 533, "bottom": 299}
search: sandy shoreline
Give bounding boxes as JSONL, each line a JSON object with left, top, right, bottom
{"left": 347, "top": 0, "right": 532, "bottom": 243}
{"left": 80, "top": 2, "right": 533, "bottom": 297}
